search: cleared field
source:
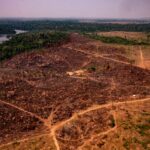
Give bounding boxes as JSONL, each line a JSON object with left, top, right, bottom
{"left": 98, "top": 31, "right": 148, "bottom": 41}
{"left": 0, "top": 33, "right": 150, "bottom": 150}
{"left": 0, "top": 135, "right": 56, "bottom": 150}
{"left": 81, "top": 101, "right": 150, "bottom": 150}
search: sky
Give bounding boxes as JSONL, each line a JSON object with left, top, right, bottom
{"left": 0, "top": 0, "right": 150, "bottom": 19}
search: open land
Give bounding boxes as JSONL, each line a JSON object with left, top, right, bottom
{"left": 0, "top": 32, "right": 150, "bottom": 150}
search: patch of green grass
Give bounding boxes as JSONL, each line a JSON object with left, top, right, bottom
{"left": 123, "top": 137, "right": 149, "bottom": 150}
{"left": 84, "top": 33, "right": 150, "bottom": 45}
{"left": 123, "top": 140, "right": 130, "bottom": 150}
{"left": 140, "top": 139, "right": 150, "bottom": 149}
{"left": 136, "top": 124, "right": 150, "bottom": 136}
{"left": 133, "top": 137, "right": 150, "bottom": 149}
{"left": 137, "top": 124, "right": 150, "bottom": 131}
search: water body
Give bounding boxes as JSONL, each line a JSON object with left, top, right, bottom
{"left": 15, "top": 30, "right": 27, "bottom": 34}
{"left": 0, "top": 30, "right": 27, "bottom": 44}
{"left": 0, "top": 35, "right": 10, "bottom": 44}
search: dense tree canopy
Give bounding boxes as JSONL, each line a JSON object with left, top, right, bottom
{"left": 0, "top": 20, "right": 150, "bottom": 34}
{"left": 0, "top": 31, "right": 69, "bottom": 61}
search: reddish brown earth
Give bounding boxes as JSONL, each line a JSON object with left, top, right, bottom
{"left": 0, "top": 33, "right": 150, "bottom": 150}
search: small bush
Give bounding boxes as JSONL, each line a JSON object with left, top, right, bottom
{"left": 109, "top": 115, "right": 115, "bottom": 127}
{"left": 87, "top": 66, "right": 96, "bottom": 72}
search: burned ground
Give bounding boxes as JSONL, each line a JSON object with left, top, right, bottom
{"left": 81, "top": 101, "right": 150, "bottom": 150}
{"left": 56, "top": 108, "right": 114, "bottom": 150}
{"left": 0, "top": 103, "right": 43, "bottom": 144}
{"left": 0, "top": 33, "right": 150, "bottom": 150}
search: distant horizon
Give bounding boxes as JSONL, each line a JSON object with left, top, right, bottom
{"left": 0, "top": 17, "right": 150, "bottom": 20}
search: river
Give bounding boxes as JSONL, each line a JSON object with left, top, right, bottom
{"left": 0, "top": 30, "right": 27, "bottom": 44}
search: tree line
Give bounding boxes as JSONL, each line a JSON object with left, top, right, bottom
{"left": 0, "top": 20, "right": 150, "bottom": 34}
{"left": 0, "top": 31, "right": 69, "bottom": 61}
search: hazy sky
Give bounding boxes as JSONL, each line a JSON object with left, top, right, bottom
{"left": 0, "top": 0, "right": 150, "bottom": 18}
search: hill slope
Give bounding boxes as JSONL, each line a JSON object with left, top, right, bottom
{"left": 0, "top": 33, "right": 150, "bottom": 150}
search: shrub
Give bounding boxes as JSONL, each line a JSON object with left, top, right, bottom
{"left": 87, "top": 66, "right": 96, "bottom": 72}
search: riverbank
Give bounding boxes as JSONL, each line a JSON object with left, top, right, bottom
{"left": 0, "top": 30, "right": 27, "bottom": 44}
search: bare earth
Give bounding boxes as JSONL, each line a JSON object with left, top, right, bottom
{"left": 0, "top": 33, "right": 150, "bottom": 150}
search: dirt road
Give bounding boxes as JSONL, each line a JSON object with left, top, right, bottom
{"left": 0, "top": 97, "right": 150, "bottom": 150}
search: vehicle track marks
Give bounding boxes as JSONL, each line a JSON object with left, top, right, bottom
{"left": 0, "top": 98, "right": 150, "bottom": 149}
{"left": 78, "top": 112, "right": 117, "bottom": 150}
{"left": 140, "top": 47, "right": 145, "bottom": 68}
{"left": 0, "top": 99, "right": 50, "bottom": 128}
{"left": 51, "top": 97, "right": 150, "bottom": 150}
{"left": 0, "top": 133, "right": 49, "bottom": 149}
{"left": 65, "top": 46, "right": 132, "bottom": 66}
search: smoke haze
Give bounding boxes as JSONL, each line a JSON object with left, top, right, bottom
{"left": 120, "top": 0, "right": 150, "bottom": 18}
{"left": 0, "top": 0, "right": 150, "bottom": 18}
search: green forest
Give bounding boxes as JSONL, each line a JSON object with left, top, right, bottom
{"left": 0, "top": 19, "right": 150, "bottom": 34}
{"left": 0, "top": 19, "right": 150, "bottom": 61}
{"left": 0, "top": 31, "right": 69, "bottom": 61}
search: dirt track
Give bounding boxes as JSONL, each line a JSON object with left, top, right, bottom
{"left": 52, "top": 97, "right": 150, "bottom": 150}
{"left": 78, "top": 112, "right": 117, "bottom": 150}
{"left": 140, "top": 47, "right": 145, "bottom": 68}
{"left": 0, "top": 34, "right": 150, "bottom": 150}
{"left": 0, "top": 97, "right": 149, "bottom": 150}
{"left": 0, "top": 100, "right": 44, "bottom": 122}
{"left": 64, "top": 46, "right": 132, "bottom": 66}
